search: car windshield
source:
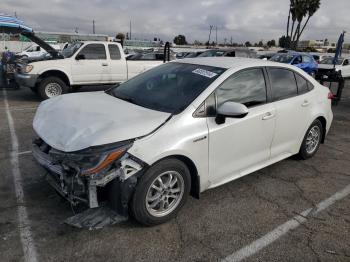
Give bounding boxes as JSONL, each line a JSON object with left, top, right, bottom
{"left": 198, "top": 50, "right": 225, "bottom": 57}
{"left": 109, "top": 62, "right": 226, "bottom": 114}
{"left": 320, "top": 57, "right": 344, "bottom": 65}
{"left": 270, "top": 54, "right": 295, "bottom": 63}
{"left": 61, "top": 42, "right": 83, "bottom": 58}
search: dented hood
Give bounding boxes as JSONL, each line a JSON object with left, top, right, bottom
{"left": 33, "top": 92, "right": 171, "bottom": 152}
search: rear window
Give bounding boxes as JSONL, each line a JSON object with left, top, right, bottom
{"left": 268, "top": 68, "right": 298, "bottom": 101}
{"left": 295, "top": 73, "right": 309, "bottom": 94}
{"left": 108, "top": 45, "right": 121, "bottom": 60}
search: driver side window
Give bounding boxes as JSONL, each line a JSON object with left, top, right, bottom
{"left": 215, "top": 68, "right": 267, "bottom": 108}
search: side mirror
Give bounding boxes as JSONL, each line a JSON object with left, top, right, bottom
{"left": 76, "top": 54, "right": 85, "bottom": 60}
{"left": 215, "top": 101, "right": 248, "bottom": 124}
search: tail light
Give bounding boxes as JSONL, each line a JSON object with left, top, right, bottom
{"left": 328, "top": 91, "right": 334, "bottom": 100}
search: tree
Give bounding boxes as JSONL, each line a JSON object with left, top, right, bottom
{"left": 286, "top": 0, "right": 321, "bottom": 49}
{"left": 116, "top": 32, "right": 125, "bottom": 42}
{"left": 279, "top": 35, "right": 291, "bottom": 48}
{"left": 173, "top": 35, "right": 187, "bottom": 45}
{"left": 267, "top": 39, "right": 276, "bottom": 47}
{"left": 245, "top": 41, "right": 252, "bottom": 47}
{"left": 193, "top": 40, "right": 202, "bottom": 46}
{"left": 258, "top": 40, "right": 264, "bottom": 47}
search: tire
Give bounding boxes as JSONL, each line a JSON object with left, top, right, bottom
{"left": 38, "top": 76, "right": 68, "bottom": 100}
{"left": 299, "top": 119, "right": 323, "bottom": 160}
{"left": 131, "top": 159, "right": 191, "bottom": 226}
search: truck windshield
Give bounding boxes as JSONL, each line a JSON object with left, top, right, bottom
{"left": 109, "top": 63, "right": 226, "bottom": 114}
{"left": 62, "top": 42, "right": 83, "bottom": 58}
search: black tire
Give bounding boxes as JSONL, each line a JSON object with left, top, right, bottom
{"left": 38, "top": 76, "right": 68, "bottom": 100}
{"left": 131, "top": 159, "right": 191, "bottom": 226}
{"left": 299, "top": 119, "right": 323, "bottom": 160}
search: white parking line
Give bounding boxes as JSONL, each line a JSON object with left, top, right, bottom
{"left": 2, "top": 89, "right": 38, "bottom": 262}
{"left": 18, "top": 150, "right": 32, "bottom": 156}
{"left": 222, "top": 183, "right": 350, "bottom": 262}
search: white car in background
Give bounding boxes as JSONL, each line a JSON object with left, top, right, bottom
{"left": 32, "top": 58, "right": 333, "bottom": 225}
{"left": 18, "top": 43, "right": 68, "bottom": 59}
{"left": 317, "top": 57, "right": 350, "bottom": 79}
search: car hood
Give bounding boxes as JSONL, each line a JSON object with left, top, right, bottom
{"left": 33, "top": 92, "right": 171, "bottom": 152}
{"left": 318, "top": 64, "right": 340, "bottom": 70}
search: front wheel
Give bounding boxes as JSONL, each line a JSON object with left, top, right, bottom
{"left": 299, "top": 119, "right": 323, "bottom": 159}
{"left": 38, "top": 76, "right": 68, "bottom": 99}
{"left": 131, "top": 159, "right": 191, "bottom": 226}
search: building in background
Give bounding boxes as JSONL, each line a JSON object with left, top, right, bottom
{"left": 20, "top": 31, "right": 108, "bottom": 43}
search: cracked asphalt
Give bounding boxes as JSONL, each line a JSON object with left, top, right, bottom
{"left": 1, "top": 85, "right": 350, "bottom": 262}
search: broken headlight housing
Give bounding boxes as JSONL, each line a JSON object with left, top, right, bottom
{"left": 49, "top": 141, "right": 133, "bottom": 176}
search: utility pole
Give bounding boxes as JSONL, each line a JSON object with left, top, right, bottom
{"left": 215, "top": 26, "right": 218, "bottom": 46}
{"left": 14, "top": 11, "right": 18, "bottom": 18}
{"left": 93, "top": 20, "right": 95, "bottom": 34}
{"left": 129, "top": 20, "right": 132, "bottom": 40}
{"left": 208, "top": 25, "right": 213, "bottom": 46}
{"left": 230, "top": 36, "right": 233, "bottom": 46}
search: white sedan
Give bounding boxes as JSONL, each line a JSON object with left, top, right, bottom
{"left": 32, "top": 57, "right": 333, "bottom": 225}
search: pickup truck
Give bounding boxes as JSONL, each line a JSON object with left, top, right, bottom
{"left": 15, "top": 39, "right": 163, "bottom": 99}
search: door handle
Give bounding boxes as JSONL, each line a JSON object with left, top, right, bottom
{"left": 262, "top": 112, "right": 274, "bottom": 120}
{"left": 301, "top": 100, "right": 310, "bottom": 107}
{"left": 102, "top": 63, "right": 109, "bottom": 66}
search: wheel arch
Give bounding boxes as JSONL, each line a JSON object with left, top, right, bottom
{"left": 150, "top": 155, "right": 200, "bottom": 199}
{"left": 316, "top": 116, "right": 327, "bottom": 143}
{"left": 38, "top": 70, "right": 71, "bottom": 87}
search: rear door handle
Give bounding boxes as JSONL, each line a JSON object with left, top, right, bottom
{"left": 262, "top": 112, "right": 275, "bottom": 120}
{"left": 302, "top": 100, "right": 310, "bottom": 107}
{"left": 102, "top": 63, "right": 108, "bottom": 66}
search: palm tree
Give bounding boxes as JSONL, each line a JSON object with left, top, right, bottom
{"left": 286, "top": 0, "right": 321, "bottom": 50}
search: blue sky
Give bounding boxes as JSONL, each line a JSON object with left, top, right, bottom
{"left": 2, "top": 0, "right": 349, "bottom": 43}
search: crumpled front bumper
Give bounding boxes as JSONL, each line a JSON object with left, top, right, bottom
{"left": 32, "top": 140, "right": 143, "bottom": 210}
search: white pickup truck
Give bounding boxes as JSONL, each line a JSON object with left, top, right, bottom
{"left": 15, "top": 41, "right": 163, "bottom": 99}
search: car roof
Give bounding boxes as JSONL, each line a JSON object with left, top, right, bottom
{"left": 174, "top": 57, "right": 294, "bottom": 70}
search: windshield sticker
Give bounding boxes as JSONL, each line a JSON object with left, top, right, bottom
{"left": 192, "top": 68, "right": 218, "bottom": 78}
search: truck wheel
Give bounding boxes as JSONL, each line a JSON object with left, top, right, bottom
{"left": 131, "top": 159, "right": 191, "bottom": 226}
{"left": 38, "top": 76, "right": 68, "bottom": 99}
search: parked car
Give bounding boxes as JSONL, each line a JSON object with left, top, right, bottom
{"left": 184, "top": 51, "right": 204, "bottom": 58}
{"left": 257, "top": 53, "right": 276, "bottom": 60}
{"left": 32, "top": 57, "right": 333, "bottom": 226}
{"left": 127, "top": 51, "right": 175, "bottom": 61}
{"left": 198, "top": 48, "right": 256, "bottom": 58}
{"left": 15, "top": 41, "right": 163, "bottom": 99}
{"left": 316, "top": 57, "right": 350, "bottom": 79}
{"left": 17, "top": 43, "right": 68, "bottom": 59}
{"left": 311, "top": 54, "right": 332, "bottom": 64}
{"left": 270, "top": 53, "right": 318, "bottom": 77}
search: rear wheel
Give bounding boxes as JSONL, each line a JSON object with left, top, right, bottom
{"left": 299, "top": 119, "right": 323, "bottom": 159}
{"left": 131, "top": 159, "right": 191, "bottom": 226}
{"left": 38, "top": 76, "right": 68, "bottom": 100}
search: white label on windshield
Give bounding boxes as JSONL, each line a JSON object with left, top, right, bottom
{"left": 192, "top": 68, "right": 218, "bottom": 78}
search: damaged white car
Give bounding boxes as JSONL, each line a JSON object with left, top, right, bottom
{"left": 32, "top": 58, "right": 333, "bottom": 226}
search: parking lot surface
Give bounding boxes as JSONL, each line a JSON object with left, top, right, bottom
{"left": 1, "top": 85, "right": 350, "bottom": 262}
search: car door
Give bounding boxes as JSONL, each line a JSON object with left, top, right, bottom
{"left": 207, "top": 68, "right": 276, "bottom": 186}
{"left": 71, "top": 43, "right": 108, "bottom": 84}
{"left": 267, "top": 67, "right": 313, "bottom": 159}
{"left": 107, "top": 44, "right": 127, "bottom": 83}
